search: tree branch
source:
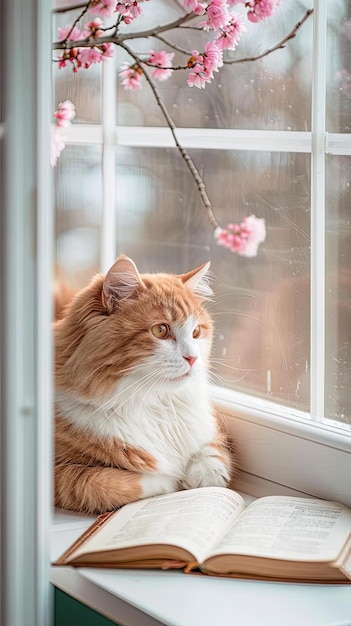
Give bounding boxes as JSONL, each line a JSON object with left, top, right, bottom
{"left": 62, "top": 3, "right": 90, "bottom": 45}
{"left": 119, "top": 41, "right": 220, "bottom": 230}
{"left": 224, "top": 8, "right": 313, "bottom": 65}
{"left": 154, "top": 34, "right": 193, "bottom": 57}
{"left": 52, "top": 11, "right": 197, "bottom": 50}
{"left": 53, "top": 2, "right": 87, "bottom": 14}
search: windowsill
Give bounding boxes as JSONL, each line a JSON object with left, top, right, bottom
{"left": 50, "top": 389, "right": 351, "bottom": 625}
{"left": 50, "top": 495, "right": 351, "bottom": 626}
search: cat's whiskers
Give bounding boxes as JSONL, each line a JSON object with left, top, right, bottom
{"left": 75, "top": 359, "right": 152, "bottom": 394}
{"left": 97, "top": 365, "right": 167, "bottom": 422}
{"left": 209, "top": 358, "right": 264, "bottom": 373}
{"left": 208, "top": 369, "right": 251, "bottom": 385}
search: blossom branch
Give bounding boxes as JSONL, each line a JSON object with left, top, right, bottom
{"left": 119, "top": 41, "right": 220, "bottom": 230}
{"left": 154, "top": 34, "right": 193, "bottom": 57}
{"left": 54, "top": 3, "right": 88, "bottom": 14}
{"left": 52, "top": 12, "right": 197, "bottom": 50}
{"left": 224, "top": 8, "right": 313, "bottom": 65}
{"left": 51, "top": 0, "right": 313, "bottom": 255}
{"left": 62, "top": 4, "right": 90, "bottom": 44}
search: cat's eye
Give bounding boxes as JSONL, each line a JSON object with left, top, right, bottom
{"left": 151, "top": 323, "right": 170, "bottom": 339}
{"left": 192, "top": 325, "right": 201, "bottom": 339}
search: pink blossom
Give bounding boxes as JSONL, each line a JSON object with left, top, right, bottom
{"left": 51, "top": 100, "right": 76, "bottom": 167}
{"left": 183, "top": 0, "right": 205, "bottom": 14}
{"left": 86, "top": 18, "right": 104, "bottom": 37}
{"left": 115, "top": 1, "right": 148, "bottom": 21}
{"left": 88, "top": 0, "right": 115, "bottom": 18}
{"left": 57, "top": 23, "right": 90, "bottom": 72}
{"left": 200, "top": 0, "right": 230, "bottom": 31}
{"left": 79, "top": 46, "right": 104, "bottom": 67}
{"left": 214, "top": 215, "right": 266, "bottom": 257}
{"left": 120, "top": 64, "right": 143, "bottom": 90}
{"left": 51, "top": 127, "right": 67, "bottom": 167}
{"left": 215, "top": 12, "right": 247, "bottom": 50}
{"left": 203, "top": 40, "right": 223, "bottom": 71}
{"left": 53, "top": 100, "right": 76, "bottom": 128}
{"left": 100, "top": 42, "right": 114, "bottom": 58}
{"left": 187, "top": 41, "right": 223, "bottom": 88}
{"left": 246, "top": 0, "right": 280, "bottom": 23}
{"left": 58, "top": 24, "right": 85, "bottom": 41}
{"left": 187, "top": 66, "right": 213, "bottom": 88}
{"left": 147, "top": 49, "right": 175, "bottom": 81}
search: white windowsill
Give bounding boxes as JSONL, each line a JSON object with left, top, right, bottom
{"left": 50, "top": 391, "right": 351, "bottom": 625}
{"left": 50, "top": 495, "right": 351, "bottom": 626}
{"left": 212, "top": 387, "right": 351, "bottom": 508}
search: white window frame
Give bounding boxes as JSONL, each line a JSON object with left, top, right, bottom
{"left": 1, "top": 0, "right": 53, "bottom": 624}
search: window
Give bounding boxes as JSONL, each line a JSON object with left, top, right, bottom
{"left": 54, "top": 0, "right": 351, "bottom": 502}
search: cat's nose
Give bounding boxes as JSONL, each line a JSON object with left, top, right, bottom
{"left": 183, "top": 355, "right": 198, "bottom": 367}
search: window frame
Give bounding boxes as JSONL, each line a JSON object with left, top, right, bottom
{"left": 1, "top": 0, "right": 53, "bottom": 624}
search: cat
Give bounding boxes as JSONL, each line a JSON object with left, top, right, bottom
{"left": 54, "top": 254, "right": 234, "bottom": 514}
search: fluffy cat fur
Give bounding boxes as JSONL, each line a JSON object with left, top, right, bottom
{"left": 54, "top": 254, "right": 234, "bottom": 514}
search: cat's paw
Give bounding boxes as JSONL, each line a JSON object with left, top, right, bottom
{"left": 182, "top": 448, "right": 231, "bottom": 489}
{"left": 141, "top": 473, "right": 179, "bottom": 498}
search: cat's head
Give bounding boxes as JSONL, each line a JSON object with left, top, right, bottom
{"left": 55, "top": 255, "right": 214, "bottom": 399}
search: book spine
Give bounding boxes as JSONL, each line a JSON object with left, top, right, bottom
{"left": 53, "top": 510, "right": 115, "bottom": 565}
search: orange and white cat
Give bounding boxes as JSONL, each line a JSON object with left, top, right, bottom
{"left": 54, "top": 254, "right": 234, "bottom": 513}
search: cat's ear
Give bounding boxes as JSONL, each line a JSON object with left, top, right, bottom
{"left": 181, "top": 261, "right": 213, "bottom": 297}
{"left": 102, "top": 255, "right": 145, "bottom": 313}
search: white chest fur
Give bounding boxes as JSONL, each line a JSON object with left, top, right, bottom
{"left": 56, "top": 376, "right": 217, "bottom": 479}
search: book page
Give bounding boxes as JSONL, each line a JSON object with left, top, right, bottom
{"left": 70, "top": 487, "right": 246, "bottom": 564}
{"left": 208, "top": 496, "right": 351, "bottom": 562}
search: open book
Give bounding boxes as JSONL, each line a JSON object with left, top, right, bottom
{"left": 54, "top": 487, "right": 351, "bottom": 583}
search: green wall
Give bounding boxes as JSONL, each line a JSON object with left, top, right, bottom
{"left": 54, "top": 587, "right": 122, "bottom": 626}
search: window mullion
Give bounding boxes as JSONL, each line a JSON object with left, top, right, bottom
{"left": 310, "top": 0, "right": 327, "bottom": 421}
{"left": 101, "top": 56, "right": 117, "bottom": 273}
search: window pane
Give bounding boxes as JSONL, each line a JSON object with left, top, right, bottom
{"left": 325, "top": 155, "right": 351, "bottom": 425}
{"left": 115, "top": 147, "right": 311, "bottom": 412}
{"left": 116, "top": 0, "right": 312, "bottom": 130}
{"left": 53, "top": 6, "right": 102, "bottom": 124}
{"left": 327, "top": 2, "right": 351, "bottom": 133}
{"left": 55, "top": 144, "right": 102, "bottom": 287}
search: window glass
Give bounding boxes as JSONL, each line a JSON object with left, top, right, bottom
{"left": 116, "top": 0, "right": 312, "bottom": 130}
{"left": 325, "top": 155, "right": 351, "bottom": 425}
{"left": 55, "top": 144, "right": 102, "bottom": 287}
{"left": 52, "top": 1, "right": 351, "bottom": 428}
{"left": 327, "top": 2, "right": 351, "bottom": 133}
{"left": 53, "top": 6, "right": 102, "bottom": 124}
{"left": 115, "top": 146, "right": 311, "bottom": 412}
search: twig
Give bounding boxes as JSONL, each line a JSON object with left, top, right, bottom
{"left": 62, "top": 3, "right": 90, "bottom": 45}
{"left": 119, "top": 41, "right": 220, "bottom": 231}
{"left": 224, "top": 8, "right": 313, "bottom": 65}
{"left": 53, "top": 2, "right": 87, "bottom": 14}
{"left": 52, "top": 12, "right": 196, "bottom": 50}
{"left": 154, "top": 34, "right": 193, "bottom": 57}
